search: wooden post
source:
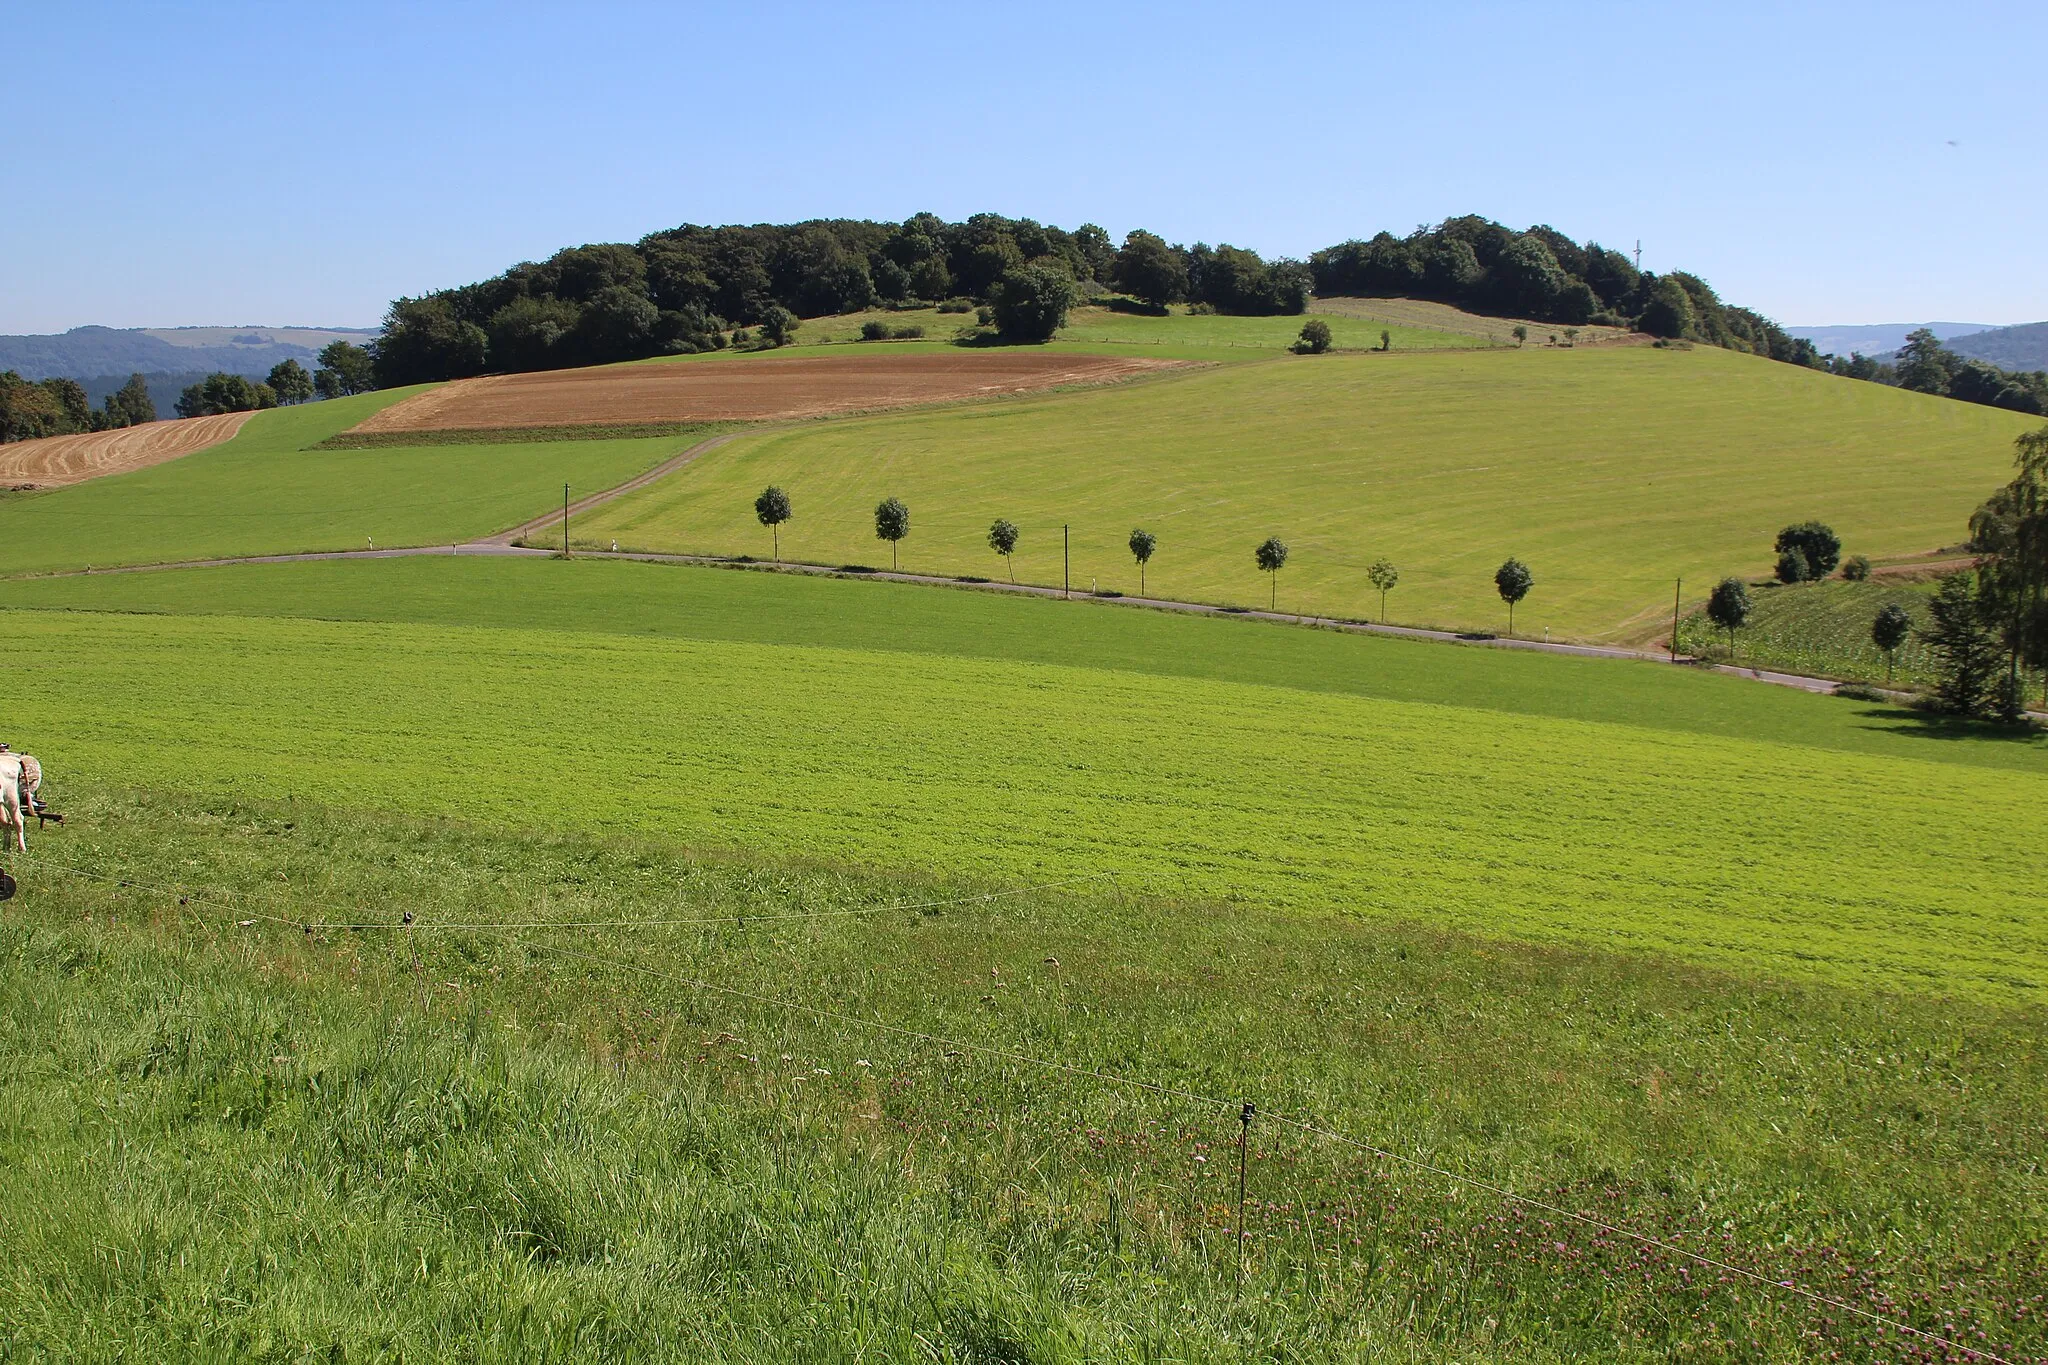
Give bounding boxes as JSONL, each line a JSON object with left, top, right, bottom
{"left": 1671, "top": 578, "right": 1681, "bottom": 661}
{"left": 562, "top": 483, "right": 570, "bottom": 556}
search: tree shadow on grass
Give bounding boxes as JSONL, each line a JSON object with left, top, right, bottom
{"left": 1850, "top": 704, "right": 2047, "bottom": 746}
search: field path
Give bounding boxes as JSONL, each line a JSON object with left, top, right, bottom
{"left": 0, "top": 412, "right": 254, "bottom": 488}
{"left": 478, "top": 430, "right": 749, "bottom": 546}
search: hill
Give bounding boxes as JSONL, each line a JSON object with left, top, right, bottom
{"left": 1951, "top": 320, "right": 2048, "bottom": 371}
{"left": 0, "top": 324, "right": 376, "bottom": 382}
{"left": 575, "top": 341, "right": 2035, "bottom": 640}
{"left": 1784, "top": 321, "right": 1988, "bottom": 356}
{"left": 0, "top": 554, "right": 2041, "bottom": 1359}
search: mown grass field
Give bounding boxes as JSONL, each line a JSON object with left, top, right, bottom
{"left": 1676, "top": 577, "right": 1958, "bottom": 688}
{"left": 1, "top": 557, "right": 2042, "bottom": 1000}
{"left": 0, "top": 392, "right": 708, "bottom": 575}
{"left": 578, "top": 345, "right": 2039, "bottom": 641}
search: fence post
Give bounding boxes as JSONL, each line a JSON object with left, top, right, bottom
{"left": 1237, "top": 1100, "right": 1255, "bottom": 1284}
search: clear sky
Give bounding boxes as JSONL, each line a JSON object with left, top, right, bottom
{"left": 4, "top": 0, "right": 2042, "bottom": 333}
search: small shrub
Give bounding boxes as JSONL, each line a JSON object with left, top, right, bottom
{"left": 1835, "top": 683, "right": 1887, "bottom": 701}
{"left": 731, "top": 328, "right": 752, "bottom": 346}
{"left": 892, "top": 324, "right": 925, "bottom": 340}
{"left": 860, "top": 320, "right": 891, "bottom": 341}
{"left": 1294, "top": 319, "right": 1333, "bottom": 355}
{"left": 1775, "top": 549, "right": 1810, "bottom": 584}
{"left": 1186, "top": 303, "right": 1216, "bottom": 316}
{"left": 975, "top": 305, "right": 996, "bottom": 327}
{"left": 936, "top": 299, "right": 974, "bottom": 314}
{"left": 1842, "top": 554, "right": 1872, "bottom": 581}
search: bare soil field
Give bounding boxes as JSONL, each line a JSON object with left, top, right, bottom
{"left": 351, "top": 351, "right": 1191, "bottom": 433}
{"left": 0, "top": 412, "right": 254, "bottom": 489}
{"left": 1310, "top": 296, "right": 1638, "bottom": 345}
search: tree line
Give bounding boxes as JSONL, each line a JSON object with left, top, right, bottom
{"left": 1824, "top": 328, "right": 2048, "bottom": 418}
{"left": 366, "top": 211, "right": 1822, "bottom": 387}
{"left": 0, "top": 371, "right": 156, "bottom": 443}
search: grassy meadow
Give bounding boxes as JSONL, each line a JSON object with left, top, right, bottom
{"left": 3, "top": 790, "right": 2042, "bottom": 1361}
{"left": 576, "top": 345, "right": 2038, "bottom": 641}
{"left": 0, "top": 391, "right": 707, "bottom": 575}
{"left": 1, "top": 557, "right": 2042, "bottom": 1000}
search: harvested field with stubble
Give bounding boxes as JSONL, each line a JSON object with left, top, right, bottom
{"left": 350, "top": 350, "right": 1194, "bottom": 433}
{"left": 0, "top": 412, "right": 254, "bottom": 488}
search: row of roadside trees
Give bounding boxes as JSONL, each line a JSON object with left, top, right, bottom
{"left": 751, "top": 486, "right": 1544, "bottom": 632}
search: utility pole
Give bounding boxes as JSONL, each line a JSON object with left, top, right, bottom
{"left": 1063, "top": 523, "right": 1070, "bottom": 599}
{"left": 1671, "top": 578, "right": 1681, "bottom": 661}
{"left": 1634, "top": 239, "right": 1642, "bottom": 271}
{"left": 562, "top": 483, "right": 570, "bottom": 557}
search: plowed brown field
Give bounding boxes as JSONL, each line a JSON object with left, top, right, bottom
{"left": 351, "top": 351, "right": 1191, "bottom": 433}
{"left": 0, "top": 412, "right": 255, "bottom": 489}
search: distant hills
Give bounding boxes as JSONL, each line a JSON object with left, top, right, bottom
{"left": 1784, "top": 320, "right": 2048, "bottom": 373}
{"left": 0, "top": 325, "right": 377, "bottom": 382}
{"left": 0, "top": 324, "right": 378, "bottom": 418}
{"left": 1784, "top": 322, "right": 1989, "bottom": 357}
{"left": 1949, "top": 322, "right": 2048, "bottom": 372}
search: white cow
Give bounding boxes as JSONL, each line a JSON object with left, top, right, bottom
{"left": 0, "top": 753, "right": 41, "bottom": 852}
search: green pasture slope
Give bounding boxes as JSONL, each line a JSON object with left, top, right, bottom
{"left": 580, "top": 344, "right": 2037, "bottom": 642}
{"left": 0, "top": 555, "right": 2043, "bottom": 1360}
{"left": 0, "top": 391, "right": 706, "bottom": 575}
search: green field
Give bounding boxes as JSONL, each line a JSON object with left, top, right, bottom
{"left": 2, "top": 556, "right": 2041, "bottom": 999}
{"left": 1, "top": 553, "right": 2044, "bottom": 1360}
{"left": 0, "top": 392, "right": 706, "bottom": 575}
{"left": 577, "top": 345, "right": 2038, "bottom": 641}
{"left": 4, "top": 792, "right": 2041, "bottom": 1361}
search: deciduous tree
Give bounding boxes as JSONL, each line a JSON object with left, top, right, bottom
{"left": 874, "top": 496, "right": 909, "bottom": 570}
{"left": 1255, "top": 536, "right": 1289, "bottom": 610}
{"left": 987, "top": 517, "right": 1020, "bottom": 581}
{"left": 1706, "top": 576, "right": 1751, "bottom": 655}
{"left": 1128, "top": 528, "right": 1157, "bottom": 594}
{"left": 1295, "top": 319, "right": 1332, "bottom": 354}
{"left": 266, "top": 359, "right": 314, "bottom": 405}
{"left": 1368, "top": 558, "right": 1399, "bottom": 622}
{"left": 1494, "top": 557, "right": 1533, "bottom": 635}
{"left": 1871, "top": 602, "right": 1911, "bottom": 683}
{"left": 755, "top": 485, "right": 792, "bottom": 561}
{"left": 991, "top": 267, "right": 1074, "bottom": 343}
{"left": 1774, "top": 521, "right": 1841, "bottom": 579}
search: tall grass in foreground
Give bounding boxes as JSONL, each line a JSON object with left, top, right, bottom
{"left": 2, "top": 790, "right": 2042, "bottom": 1362}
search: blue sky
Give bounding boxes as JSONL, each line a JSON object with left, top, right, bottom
{"left": 3, "top": 0, "right": 2042, "bottom": 333}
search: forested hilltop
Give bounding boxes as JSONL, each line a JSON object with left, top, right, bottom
{"left": 370, "top": 212, "right": 1823, "bottom": 386}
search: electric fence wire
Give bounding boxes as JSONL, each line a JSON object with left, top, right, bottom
{"left": 15, "top": 851, "right": 2024, "bottom": 1365}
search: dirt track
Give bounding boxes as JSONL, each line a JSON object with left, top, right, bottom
{"left": 351, "top": 351, "right": 1191, "bottom": 433}
{"left": 0, "top": 413, "right": 255, "bottom": 489}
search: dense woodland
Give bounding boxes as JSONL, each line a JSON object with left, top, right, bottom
{"left": 366, "top": 212, "right": 1828, "bottom": 387}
